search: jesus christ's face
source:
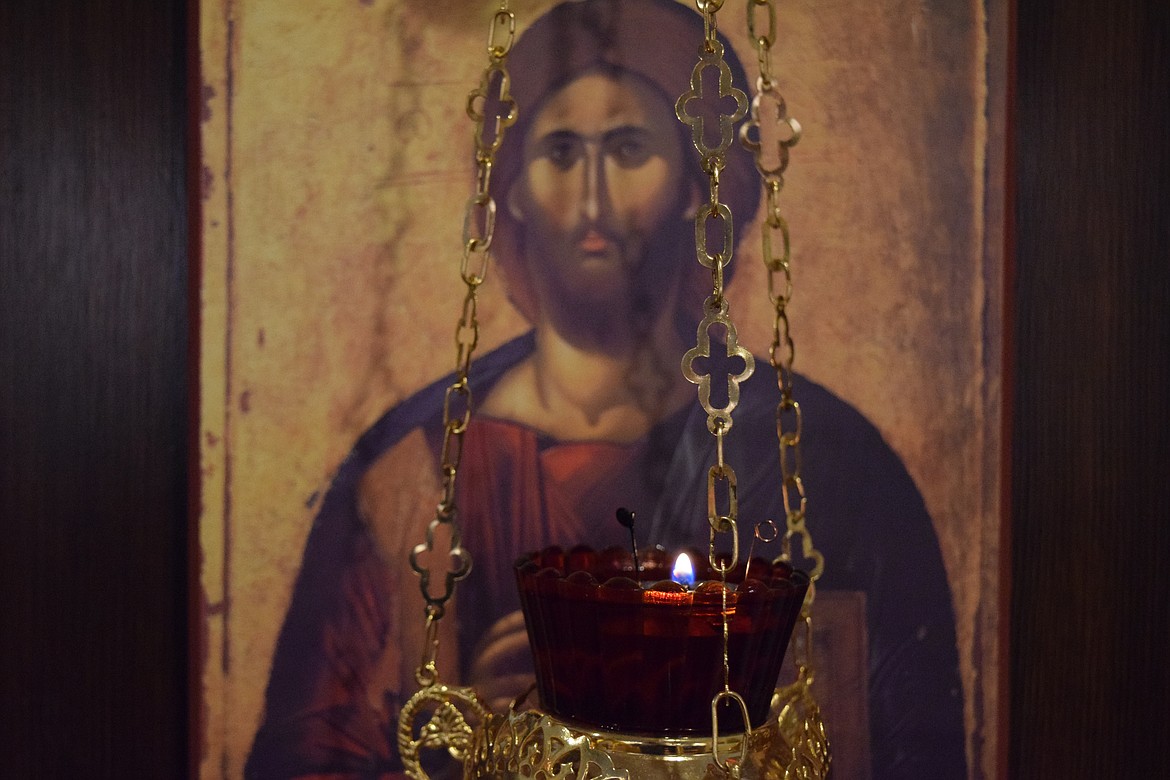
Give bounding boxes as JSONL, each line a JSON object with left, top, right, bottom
{"left": 514, "top": 72, "right": 691, "bottom": 333}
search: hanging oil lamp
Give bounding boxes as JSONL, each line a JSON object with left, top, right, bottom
{"left": 397, "top": 2, "right": 828, "bottom": 777}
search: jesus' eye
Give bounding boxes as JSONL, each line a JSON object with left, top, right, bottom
{"left": 605, "top": 128, "right": 653, "bottom": 168}
{"left": 539, "top": 132, "right": 582, "bottom": 170}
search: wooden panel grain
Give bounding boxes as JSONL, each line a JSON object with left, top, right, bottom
{"left": 1012, "top": 0, "right": 1170, "bottom": 775}
{"left": 0, "top": 0, "right": 189, "bottom": 774}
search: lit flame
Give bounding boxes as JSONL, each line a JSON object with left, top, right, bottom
{"left": 671, "top": 552, "right": 695, "bottom": 587}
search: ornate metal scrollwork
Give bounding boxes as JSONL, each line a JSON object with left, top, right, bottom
{"left": 398, "top": 683, "right": 492, "bottom": 779}
{"left": 484, "top": 709, "right": 630, "bottom": 780}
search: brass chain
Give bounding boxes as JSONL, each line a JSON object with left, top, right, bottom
{"left": 678, "top": 2, "right": 753, "bottom": 774}
{"left": 406, "top": 0, "right": 518, "bottom": 686}
{"left": 739, "top": 0, "right": 820, "bottom": 581}
{"left": 741, "top": 4, "right": 828, "bottom": 777}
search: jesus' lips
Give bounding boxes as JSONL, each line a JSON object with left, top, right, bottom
{"left": 578, "top": 228, "right": 614, "bottom": 255}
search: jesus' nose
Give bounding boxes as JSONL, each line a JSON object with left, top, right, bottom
{"left": 581, "top": 145, "right": 608, "bottom": 223}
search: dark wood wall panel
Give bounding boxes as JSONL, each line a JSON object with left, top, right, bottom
{"left": 1012, "top": 0, "right": 1170, "bottom": 776}
{"left": 0, "top": 0, "right": 189, "bottom": 775}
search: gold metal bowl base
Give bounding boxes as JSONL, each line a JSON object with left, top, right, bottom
{"left": 473, "top": 688, "right": 825, "bottom": 780}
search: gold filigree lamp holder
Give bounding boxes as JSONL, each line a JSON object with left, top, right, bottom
{"left": 398, "top": 2, "right": 828, "bottom": 778}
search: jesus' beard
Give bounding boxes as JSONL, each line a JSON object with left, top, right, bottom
{"left": 519, "top": 212, "right": 698, "bottom": 357}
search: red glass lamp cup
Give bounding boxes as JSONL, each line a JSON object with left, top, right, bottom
{"left": 514, "top": 545, "right": 810, "bottom": 736}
